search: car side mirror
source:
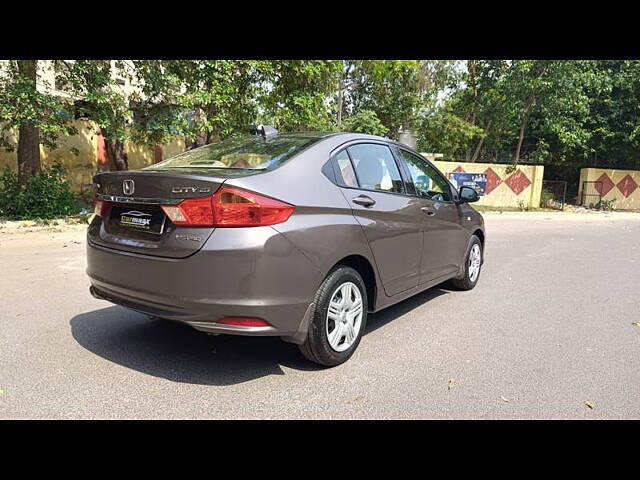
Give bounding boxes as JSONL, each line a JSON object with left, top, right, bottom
{"left": 458, "top": 186, "right": 479, "bottom": 204}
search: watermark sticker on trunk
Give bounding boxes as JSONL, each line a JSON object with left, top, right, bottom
{"left": 448, "top": 172, "right": 487, "bottom": 196}
{"left": 120, "top": 210, "right": 152, "bottom": 229}
{"left": 110, "top": 206, "right": 166, "bottom": 234}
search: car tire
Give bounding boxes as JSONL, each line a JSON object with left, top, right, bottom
{"left": 299, "top": 266, "right": 368, "bottom": 367}
{"left": 447, "top": 235, "right": 483, "bottom": 291}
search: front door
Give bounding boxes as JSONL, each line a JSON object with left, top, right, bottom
{"left": 394, "top": 148, "right": 468, "bottom": 284}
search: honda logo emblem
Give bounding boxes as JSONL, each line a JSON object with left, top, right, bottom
{"left": 123, "top": 179, "right": 135, "bottom": 195}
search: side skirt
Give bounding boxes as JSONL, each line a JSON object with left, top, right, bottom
{"left": 372, "top": 271, "right": 458, "bottom": 314}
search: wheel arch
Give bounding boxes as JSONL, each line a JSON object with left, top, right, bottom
{"left": 471, "top": 228, "right": 485, "bottom": 266}
{"left": 472, "top": 228, "right": 485, "bottom": 248}
{"left": 331, "top": 254, "right": 377, "bottom": 312}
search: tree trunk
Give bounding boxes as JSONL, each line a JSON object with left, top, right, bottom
{"left": 188, "top": 107, "right": 208, "bottom": 149}
{"left": 514, "top": 97, "right": 535, "bottom": 165}
{"left": 104, "top": 135, "right": 128, "bottom": 171}
{"left": 206, "top": 129, "right": 220, "bottom": 145}
{"left": 17, "top": 123, "right": 40, "bottom": 177}
{"left": 471, "top": 119, "right": 493, "bottom": 163}
{"left": 337, "top": 72, "right": 344, "bottom": 127}
{"left": 514, "top": 65, "right": 548, "bottom": 164}
{"left": 186, "top": 129, "right": 211, "bottom": 150}
{"left": 194, "top": 131, "right": 207, "bottom": 148}
{"left": 514, "top": 116, "right": 527, "bottom": 165}
{"left": 470, "top": 136, "right": 484, "bottom": 163}
{"left": 17, "top": 60, "right": 41, "bottom": 177}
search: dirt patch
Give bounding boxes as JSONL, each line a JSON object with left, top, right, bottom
{"left": 0, "top": 215, "right": 93, "bottom": 235}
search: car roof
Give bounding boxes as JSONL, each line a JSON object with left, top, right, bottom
{"left": 258, "top": 131, "right": 420, "bottom": 157}
{"left": 278, "top": 131, "right": 393, "bottom": 143}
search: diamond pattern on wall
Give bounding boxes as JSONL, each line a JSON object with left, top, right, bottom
{"left": 483, "top": 167, "right": 502, "bottom": 195}
{"left": 504, "top": 170, "right": 532, "bottom": 195}
{"left": 452, "top": 166, "right": 465, "bottom": 173}
{"left": 594, "top": 173, "right": 615, "bottom": 197}
{"left": 616, "top": 174, "right": 638, "bottom": 198}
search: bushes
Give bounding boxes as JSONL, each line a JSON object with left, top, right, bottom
{"left": 0, "top": 163, "right": 80, "bottom": 220}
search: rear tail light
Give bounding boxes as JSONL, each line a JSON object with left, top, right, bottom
{"left": 94, "top": 199, "right": 111, "bottom": 218}
{"left": 161, "top": 187, "right": 295, "bottom": 227}
{"left": 213, "top": 187, "right": 295, "bottom": 227}
{"left": 217, "top": 317, "right": 270, "bottom": 327}
{"left": 162, "top": 197, "right": 214, "bottom": 226}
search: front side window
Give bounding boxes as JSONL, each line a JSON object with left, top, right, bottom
{"left": 347, "top": 144, "right": 404, "bottom": 193}
{"left": 397, "top": 149, "right": 453, "bottom": 202}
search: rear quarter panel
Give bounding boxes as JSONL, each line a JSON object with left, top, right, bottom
{"left": 223, "top": 135, "right": 384, "bottom": 300}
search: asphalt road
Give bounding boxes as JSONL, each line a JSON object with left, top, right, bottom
{"left": 1, "top": 212, "right": 639, "bottom": 419}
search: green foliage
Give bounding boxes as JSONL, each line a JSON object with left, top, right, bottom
{"left": 348, "top": 60, "right": 421, "bottom": 139}
{"left": 596, "top": 198, "right": 616, "bottom": 211}
{"left": 56, "top": 60, "right": 132, "bottom": 143}
{"left": 258, "top": 61, "right": 342, "bottom": 132}
{"left": 418, "top": 112, "right": 484, "bottom": 157}
{"left": 511, "top": 60, "right": 606, "bottom": 163}
{"left": 133, "top": 60, "right": 265, "bottom": 145}
{"left": 423, "top": 60, "right": 516, "bottom": 160}
{"left": 0, "top": 61, "right": 78, "bottom": 152}
{"left": 419, "top": 60, "right": 624, "bottom": 166}
{"left": 341, "top": 110, "right": 388, "bottom": 136}
{"left": 580, "top": 60, "right": 640, "bottom": 168}
{"left": 5, "top": 59, "right": 640, "bottom": 180}
{"left": 0, "top": 163, "right": 79, "bottom": 219}
{"left": 344, "top": 60, "right": 461, "bottom": 141}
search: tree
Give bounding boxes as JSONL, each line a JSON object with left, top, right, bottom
{"left": 348, "top": 60, "right": 422, "bottom": 139}
{"left": 16, "top": 61, "right": 40, "bottom": 175}
{"left": 341, "top": 109, "right": 388, "bottom": 136}
{"left": 446, "top": 60, "right": 514, "bottom": 161}
{"left": 506, "top": 60, "right": 608, "bottom": 165}
{"left": 5, "top": 59, "right": 639, "bottom": 181}
{"left": 579, "top": 60, "right": 640, "bottom": 169}
{"left": 417, "top": 111, "right": 484, "bottom": 158}
{"left": 140, "top": 60, "right": 266, "bottom": 148}
{"left": 55, "top": 60, "right": 132, "bottom": 171}
{"left": 335, "top": 61, "right": 356, "bottom": 128}
{"left": 423, "top": 60, "right": 612, "bottom": 166}
{"left": 258, "top": 61, "right": 342, "bottom": 132}
{"left": 0, "top": 60, "right": 77, "bottom": 176}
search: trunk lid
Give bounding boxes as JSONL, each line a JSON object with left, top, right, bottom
{"left": 89, "top": 170, "right": 226, "bottom": 258}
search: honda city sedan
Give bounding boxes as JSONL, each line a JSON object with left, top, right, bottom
{"left": 87, "top": 128, "right": 485, "bottom": 366}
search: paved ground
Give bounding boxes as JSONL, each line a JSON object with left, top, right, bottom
{"left": 1, "top": 211, "right": 639, "bottom": 419}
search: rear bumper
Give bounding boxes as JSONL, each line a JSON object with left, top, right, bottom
{"left": 86, "top": 226, "right": 323, "bottom": 344}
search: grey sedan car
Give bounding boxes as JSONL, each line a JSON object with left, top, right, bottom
{"left": 87, "top": 129, "right": 485, "bottom": 366}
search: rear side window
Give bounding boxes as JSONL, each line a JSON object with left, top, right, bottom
{"left": 347, "top": 144, "right": 404, "bottom": 193}
{"left": 334, "top": 150, "right": 358, "bottom": 187}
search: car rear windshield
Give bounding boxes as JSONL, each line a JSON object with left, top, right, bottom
{"left": 145, "top": 136, "right": 317, "bottom": 172}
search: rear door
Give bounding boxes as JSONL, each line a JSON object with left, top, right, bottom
{"left": 89, "top": 170, "right": 225, "bottom": 258}
{"left": 393, "top": 147, "right": 468, "bottom": 283}
{"left": 333, "top": 143, "right": 422, "bottom": 297}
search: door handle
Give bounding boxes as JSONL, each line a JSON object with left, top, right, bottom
{"left": 352, "top": 195, "right": 376, "bottom": 208}
{"left": 421, "top": 207, "right": 435, "bottom": 216}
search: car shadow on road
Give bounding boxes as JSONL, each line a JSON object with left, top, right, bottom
{"left": 69, "top": 287, "right": 449, "bottom": 386}
{"left": 365, "top": 287, "right": 449, "bottom": 335}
